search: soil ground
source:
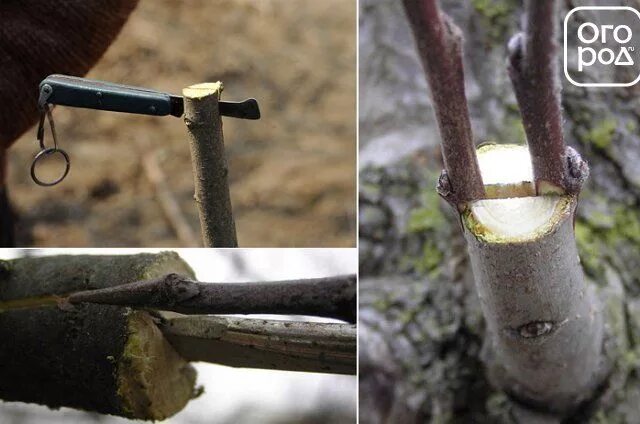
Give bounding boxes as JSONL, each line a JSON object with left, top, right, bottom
{"left": 8, "top": 0, "right": 356, "bottom": 247}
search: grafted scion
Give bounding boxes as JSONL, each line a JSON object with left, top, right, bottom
{"left": 402, "top": 0, "right": 485, "bottom": 207}
{"left": 508, "top": 0, "right": 589, "bottom": 195}
{"left": 69, "top": 273, "right": 357, "bottom": 323}
{"left": 405, "top": 0, "right": 590, "bottom": 202}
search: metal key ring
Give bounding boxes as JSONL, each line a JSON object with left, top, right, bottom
{"left": 30, "top": 147, "right": 70, "bottom": 186}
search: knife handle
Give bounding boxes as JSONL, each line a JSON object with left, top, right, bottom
{"left": 39, "top": 74, "right": 174, "bottom": 117}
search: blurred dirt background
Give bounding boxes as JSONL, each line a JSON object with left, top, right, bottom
{"left": 8, "top": 0, "right": 356, "bottom": 247}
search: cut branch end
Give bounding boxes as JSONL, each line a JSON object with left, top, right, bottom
{"left": 182, "top": 82, "right": 223, "bottom": 100}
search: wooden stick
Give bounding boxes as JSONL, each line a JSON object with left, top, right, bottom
{"left": 182, "top": 82, "right": 238, "bottom": 247}
{"left": 68, "top": 274, "right": 357, "bottom": 323}
{"left": 402, "top": 0, "right": 485, "bottom": 206}
{"left": 160, "top": 314, "right": 356, "bottom": 375}
{"left": 507, "top": 0, "right": 589, "bottom": 194}
{"left": 142, "top": 151, "right": 199, "bottom": 247}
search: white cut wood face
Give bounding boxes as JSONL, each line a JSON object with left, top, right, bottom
{"left": 468, "top": 144, "right": 567, "bottom": 241}
{"left": 476, "top": 143, "right": 533, "bottom": 185}
{"left": 471, "top": 197, "right": 562, "bottom": 240}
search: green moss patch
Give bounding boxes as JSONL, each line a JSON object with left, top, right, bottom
{"left": 405, "top": 187, "right": 446, "bottom": 277}
{"left": 471, "top": 0, "right": 518, "bottom": 44}
{"left": 585, "top": 118, "right": 617, "bottom": 151}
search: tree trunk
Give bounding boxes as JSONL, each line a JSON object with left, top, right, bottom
{"left": 0, "top": 253, "right": 198, "bottom": 420}
{"left": 359, "top": 0, "right": 640, "bottom": 421}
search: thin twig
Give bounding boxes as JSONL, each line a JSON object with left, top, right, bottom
{"left": 160, "top": 314, "right": 356, "bottom": 375}
{"left": 68, "top": 273, "right": 357, "bottom": 323}
{"left": 508, "top": 0, "right": 587, "bottom": 194}
{"left": 142, "top": 151, "right": 199, "bottom": 247}
{"left": 183, "top": 82, "right": 238, "bottom": 247}
{"left": 402, "top": 0, "right": 485, "bottom": 206}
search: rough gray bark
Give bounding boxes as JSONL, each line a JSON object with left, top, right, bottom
{"left": 0, "top": 253, "right": 198, "bottom": 420}
{"left": 360, "top": 0, "right": 640, "bottom": 421}
{"left": 69, "top": 273, "right": 356, "bottom": 323}
{"left": 183, "top": 82, "right": 238, "bottom": 247}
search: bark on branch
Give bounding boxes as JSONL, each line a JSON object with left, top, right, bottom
{"left": 183, "top": 82, "right": 238, "bottom": 247}
{"left": 402, "top": 0, "right": 485, "bottom": 206}
{"left": 68, "top": 273, "right": 356, "bottom": 323}
{"left": 161, "top": 314, "right": 356, "bottom": 375}
{"left": 507, "top": 0, "right": 588, "bottom": 194}
{"left": 461, "top": 145, "right": 610, "bottom": 415}
{"left": 465, "top": 200, "right": 605, "bottom": 412}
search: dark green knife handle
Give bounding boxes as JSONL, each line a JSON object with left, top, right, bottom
{"left": 40, "top": 74, "right": 174, "bottom": 116}
{"left": 39, "top": 74, "right": 261, "bottom": 120}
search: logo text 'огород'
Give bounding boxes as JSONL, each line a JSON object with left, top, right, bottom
{"left": 564, "top": 6, "right": 640, "bottom": 87}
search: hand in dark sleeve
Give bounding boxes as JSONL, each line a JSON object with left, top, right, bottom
{"left": 0, "top": 0, "right": 140, "bottom": 147}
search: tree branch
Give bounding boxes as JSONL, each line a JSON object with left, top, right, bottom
{"left": 402, "top": 0, "right": 485, "bottom": 206}
{"left": 507, "top": 0, "right": 588, "bottom": 194}
{"left": 183, "top": 82, "right": 238, "bottom": 247}
{"left": 68, "top": 273, "right": 357, "bottom": 323}
{"left": 461, "top": 145, "right": 609, "bottom": 414}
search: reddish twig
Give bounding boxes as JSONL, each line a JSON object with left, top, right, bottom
{"left": 508, "top": 0, "right": 588, "bottom": 194}
{"left": 68, "top": 273, "right": 357, "bottom": 323}
{"left": 402, "top": 0, "right": 485, "bottom": 206}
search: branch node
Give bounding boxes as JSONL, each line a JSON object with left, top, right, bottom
{"left": 436, "top": 170, "right": 453, "bottom": 201}
{"left": 564, "top": 146, "right": 590, "bottom": 194}
{"left": 507, "top": 32, "right": 524, "bottom": 68}
{"left": 515, "top": 321, "right": 554, "bottom": 339}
